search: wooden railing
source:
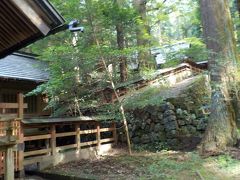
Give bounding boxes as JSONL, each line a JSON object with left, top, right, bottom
{"left": 0, "top": 119, "right": 117, "bottom": 176}
{"left": 0, "top": 93, "right": 27, "bottom": 119}
{"left": 106, "top": 64, "right": 203, "bottom": 103}
{"left": 0, "top": 119, "right": 21, "bottom": 176}
{"left": 22, "top": 121, "right": 117, "bottom": 166}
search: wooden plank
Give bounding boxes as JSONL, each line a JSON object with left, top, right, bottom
{"left": 17, "top": 93, "right": 24, "bottom": 119}
{"left": 96, "top": 123, "right": 101, "bottom": 148}
{"left": 112, "top": 122, "right": 117, "bottom": 145}
{"left": 56, "top": 132, "right": 76, "bottom": 138}
{"left": 80, "top": 140, "right": 98, "bottom": 147}
{"left": 100, "top": 138, "right": 115, "bottom": 143}
{"left": 75, "top": 124, "right": 80, "bottom": 150}
{"left": 56, "top": 144, "right": 77, "bottom": 152}
{"left": 5, "top": 147, "right": 14, "bottom": 180}
{"left": 24, "top": 148, "right": 51, "bottom": 157}
{"left": 50, "top": 125, "right": 56, "bottom": 156}
{"left": 100, "top": 127, "right": 114, "bottom": 132}
{"left": 18, "top": 122, "right": 24, "bottom": 172}
{"left": 24, "top": 134, "right": 51, "bottom": 141}
{"left": 80, "top": 129, "right": 97, "bottom": 135}
{"left": 0, "top": 103, "right": 28, "bottom": 109}
{"left": 24, "top": 155, "right": 53, "bottom": 166}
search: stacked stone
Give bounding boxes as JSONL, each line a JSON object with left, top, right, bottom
{"left": 127, "top": 102, "right": 208, "bottom": 146}
{"left": 176, "top": 108, "right": 207, "bottom": 137}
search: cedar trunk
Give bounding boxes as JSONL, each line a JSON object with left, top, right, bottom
{"left": 116, "top": 22, "right": 128, "bottom": 82}
{"left": 236, "top": 0, "right": 240, "bottom": 16}
{"left": 133, "top": 0, "right": 150, "bottom": 70}
{"left": 199, "top": 0, "right": 239, "bottom": 155}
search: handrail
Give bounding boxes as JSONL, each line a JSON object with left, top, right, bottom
{"left": 22, "top": 122, "right": 117, "bottom": 158}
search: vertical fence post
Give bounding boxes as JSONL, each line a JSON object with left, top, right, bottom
{"left": 96, "top": 122, "right": 101, "bottom": 149}
{"left": 17, "top": 93, "right": 24, "bottom": 119}
{"left": 4, "top": 120, "right": 14, "bottom": 180}
{"left": 5, "top": 147, "right": 14, "bottom": 180}
{"left": 75, "top": 124, "right": 81, "bottom": 150}
{"left": 18, "top": 122, "right": 24, "bottom": 177}
{"left": 50, "top": 125, "right": 56, "bottom": 156}
{"left": 112, "top": 122, "right": 117, "bottom": 145}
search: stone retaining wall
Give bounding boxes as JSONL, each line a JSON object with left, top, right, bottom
{"left": 126, "top": 102, "right": 208, "bottom": 147}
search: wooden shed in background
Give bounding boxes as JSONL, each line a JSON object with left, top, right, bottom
{"left": 0, "top": 52, "right": 50, "bottom": 119}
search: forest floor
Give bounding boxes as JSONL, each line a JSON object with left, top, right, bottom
{"left": 43, "top": 147, "right": 240, "bottom": 180}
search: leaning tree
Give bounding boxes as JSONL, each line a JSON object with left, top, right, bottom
{"left": 199, "top": 0, "right": 239, "bottom": 155}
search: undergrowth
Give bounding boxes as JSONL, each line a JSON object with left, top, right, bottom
{"left": 123, "top": 85, "right": 166, "bottom": 109}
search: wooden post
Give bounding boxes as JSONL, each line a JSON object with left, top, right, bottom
{"left": 112, "top": 122, "right": 117, "bottom": 145}
{"left": 18, "top": 122, "right": 24, "bottom": 177}
{"left": 4, "top": 120, "right": 14, "bottom": 180}
{"left": 17, "top": 93, "right": 24, "bottom": 119}
{"left": 75, "top": 124, "right": 81, "bottom": 150}
{"left": 50, "top": 125, "right": 56, "bottom": 156}
{"left": 96, "top": 122, "right": 101, "bottom": 149}
{"left": 5, "top": 147, "right": 14, "bottom": 180}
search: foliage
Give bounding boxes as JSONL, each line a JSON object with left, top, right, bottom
{"left": 24, "top": 0, "right": 204, "bottom": 116}
{"left": 162, "top": 37, "right": 208, "bottom": 68}
{"left": 133, "top": 142, "right": 169, "bottom": 152}
{"left": 123, "top": 85, "right": 165, "bottom": 109}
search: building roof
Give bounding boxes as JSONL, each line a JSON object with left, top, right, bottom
{"left": 0, "top": 52, "right": 49, "bottom": 83}
{"left": 0, "top": 0, "right": 65, "bottom": 58}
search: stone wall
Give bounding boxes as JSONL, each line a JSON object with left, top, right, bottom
{"left": 126, "top": 102, "right": 208, "bottom": 147}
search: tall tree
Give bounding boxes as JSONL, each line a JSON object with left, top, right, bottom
{"left": 115, "top": 0, "right": 128, "bottom": 82}
{"left": 133, "top": 0, "right": 151, "bottom": 70}
{"left": 236, "top": 0, "right": 240, "bottom": 15}
{"left": 199, "top": 0, "right": 239, "bottom": 155}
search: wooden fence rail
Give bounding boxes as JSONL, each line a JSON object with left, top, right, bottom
{"left": 0, "top": 118, "right": 117, "bottom": 176}
{"left": 23, "top": 122, "right": 117, "bottom": 160}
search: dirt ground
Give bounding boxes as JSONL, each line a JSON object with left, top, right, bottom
{"left": 43, "top": 147, "right": 240, "bottom": 180}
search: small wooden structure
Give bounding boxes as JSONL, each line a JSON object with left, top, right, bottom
{"left": 0, "top": 53, "right": 51, "bottom": 119}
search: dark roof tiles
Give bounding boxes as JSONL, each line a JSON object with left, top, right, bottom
{"left": 0, "top": 53, "right": 49, "bottom": 82}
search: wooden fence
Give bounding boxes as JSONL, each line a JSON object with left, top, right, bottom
{"left": 0, "top": 118, "right": 117, "bottom": 176}
{"left": 23, "top": 121, "right": 117, "bottom": 166}
{"left": 0, "top": 95, "right": 117, "bottom": 176}
{"left": 102, "top": 63, "right": 204, "bottom": 103}
{"left": 0, "top": 119, "right": 21, "bottom": 176}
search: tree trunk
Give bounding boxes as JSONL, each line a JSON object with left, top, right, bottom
{"left": 133, "top": 0, "right": 151, "bottom": 70}
{"left": 116, "top": 21, "right": 127, "bottom": 82}
{"left": 236, "top": 0, "right": 240, "bottom": 16}
{"left": 86, "top": 0, "right": 132, "bottom": 154}
{"left": 199, "top": 0, "right": 239, "bottom": 155}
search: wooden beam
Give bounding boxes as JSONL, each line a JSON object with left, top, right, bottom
{"left": 18, "top": 122, "right": 24, "bottom": 175}
{"left": 80, "top": 129, "right": 97, "bottom": 135}
{"left": 80, "top": 140, "right": 98, "bottom": 147}
{"left": 96, "top": 123, "right": 101, "bottom": 149}
{"left": 5, "top": 147, "right": 14, "bottom": 180}
{"left": 10, "top": 0, "right": 51, "bottom": 35}
{"left": 24, "top": 148, "right": 51, "bottom": 157}
{"left": 23, "top": 134, "right": 51, "bottom": 141}
{"left": 100, "top": 127, "right": 114, "bottom": 132}
{"left": 50, "top": 125, "right": 56, "bottom": 156}
{"left": 75, "top": 124, "right": 81, "bottom": 150}
{"left": 112, "top": 122, "right": 117, "bottom": 145}
{"left": 101, "top": 138, "right": 115, "bottom": 143}
{"left": 17, "top": 93, "right": 24, "bottom": 119}
{"left": 56, "top": 144, "right": 77, "bottom": 152}
{"left": 0, "top": 103, "right": 28, "bottom": 109}
{"left": 56, "top": 132, "right": 76, "bottom": 138}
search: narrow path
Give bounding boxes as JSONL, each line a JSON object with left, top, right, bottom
{"left": 158, "top": 76, "right": 198, "bottom": 99}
